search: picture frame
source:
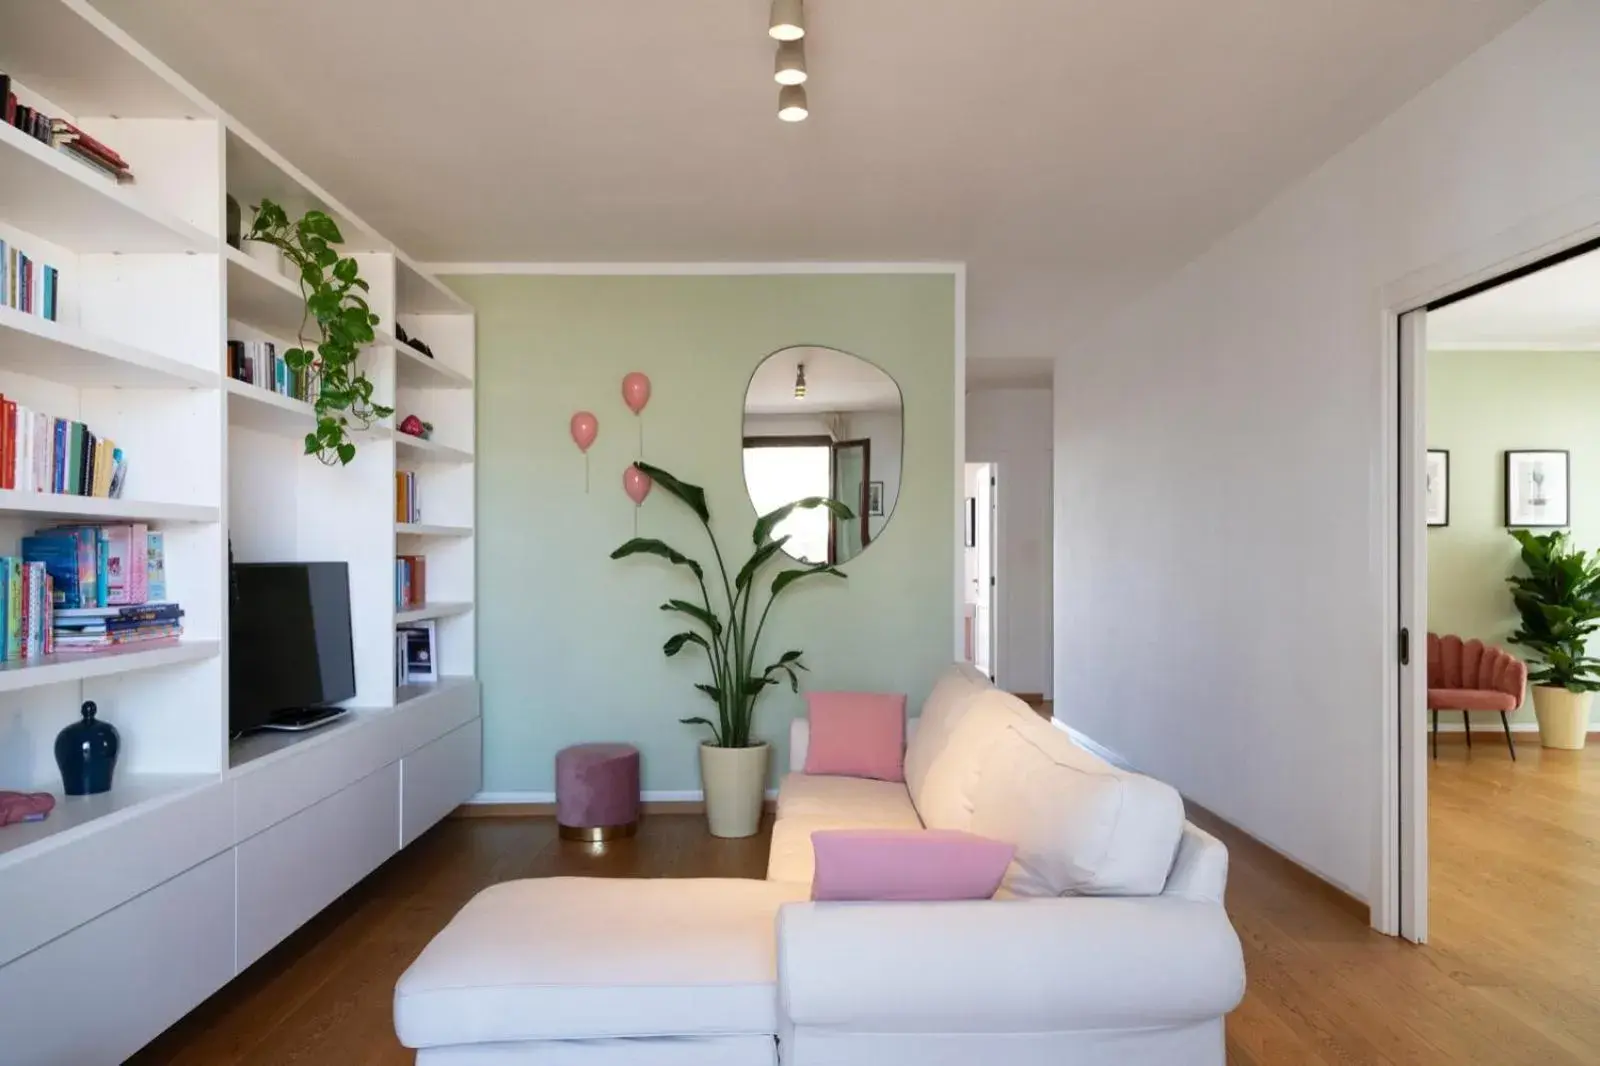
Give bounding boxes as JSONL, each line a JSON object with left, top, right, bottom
{"left": 964, "top": 496, "right": 977, "bottom": 548}
{"left": 1505, "top": 450, "right": 1570, "bottom": 528}
{"left": 397, "top": 620, "right": 439, "bottom": 684}
{"left": 1425, "top": 450, "right": 1449, "bottom": 527}
{"left": 867, "top": 480, "right": 884, "bottom": 517}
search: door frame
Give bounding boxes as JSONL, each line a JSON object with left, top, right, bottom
{"left": 1378, "top": 217, "right": 1600, "bottom": 940}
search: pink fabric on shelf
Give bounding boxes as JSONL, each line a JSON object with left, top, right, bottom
{"left": 810, "top": 829, "right": 1016, "bottom": 901}
{"left": 803, "top": 691, "right": 907, "bottom": 782}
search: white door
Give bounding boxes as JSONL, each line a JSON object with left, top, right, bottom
{"left": 964, "top": 463, "right": 997, "bottom": 679}
{"left": 1398, "top": 308, "right": 1429, "bottom": 943}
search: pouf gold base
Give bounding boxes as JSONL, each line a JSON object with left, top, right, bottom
{"left": 558, "top": 821, "right": 639, "bottom": 842}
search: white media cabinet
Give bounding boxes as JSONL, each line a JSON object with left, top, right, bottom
{"left": 0, "top": 3, "right": 481, "bottom": 1062}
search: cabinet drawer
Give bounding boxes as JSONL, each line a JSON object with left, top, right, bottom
{"left": 401, "top": 718, "right": 482, "bottom": 846}
{"left": 0, "top": 777, "right": 231, "bottom": 966}
{"left": 235, "top": 762, "right": 400, "bottom": 969}
{"left": 0, "top": 851, "right": 234, "bottom": 1066}
{"left": 232, "top": 714, "right": 397, "bottom": 841}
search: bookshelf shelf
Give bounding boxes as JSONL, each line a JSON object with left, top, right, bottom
{"left": 0, "top": 639, "right": 220, "bottom": 697}
{"left": 224, "top": 246, "right": 305, "bottom": 338}
{"left": 0, "top": 122, "right": 214, "bottom": 254}
{"left": 382, "top": 331, "right": 473, "bottom": 390}
{"left": 396, "top": 600, "right": 473, "bottom": 625}
{"left": 0, "top": 489, "right": 218, "bottom": 524}
{"left": 0, "top": 772, "right": 219, "bottom": 870}
{"left": 396, "top": 522, "right": 472, "bottom": 538}
{"left": 225, "top": 377, "right": 314, "bottom": 434}
{"left": 0, "top": 305, "right": 217, "bottom": 388}
{"left": 394, "top": 433, "right": 473, "bottom": 464}
{"left": 395, "top": 674, "right": 476, "bottom": 710}
{"left": 397, "top": 256, "right": 473, "bottom": 315}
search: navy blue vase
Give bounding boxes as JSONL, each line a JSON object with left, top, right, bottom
{"left": 55, "top": 701, "right": 119, "bottom": 796}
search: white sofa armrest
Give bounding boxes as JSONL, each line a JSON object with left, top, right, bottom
{"left": 777, "top": 897, "right": 1244, "bottom": 1033}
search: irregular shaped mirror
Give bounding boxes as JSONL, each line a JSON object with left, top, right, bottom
{"left": 742, "top": 345, "right": 903, "bottom": 564}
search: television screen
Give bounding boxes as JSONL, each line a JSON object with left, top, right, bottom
{"left": 229, "top": 562, "right": 356, "bottom": 734}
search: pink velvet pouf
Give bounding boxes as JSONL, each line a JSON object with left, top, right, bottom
{"left": 555, "top": 743, "right": 640, "bottom": 841}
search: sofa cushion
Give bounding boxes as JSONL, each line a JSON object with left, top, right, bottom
{"left": 394, "top": 878, "right": 808, "bottom": 1048}
{"left": 775, "top": 773, "right": 922, "bottom": 825}
{"left": 803, "top": 691, "right": 907, "bottom": 781}
{"left": 903, "top": 663, "right": 994, "bottom": 811}
{"left": 966, "top": 710, "right": 1186, "bottom": 897}
{"left": 914, "top": 693, "right": 1029, "bottom": 832}
{"left": 810, "top": 829, "right": 1015, "bottom": 901}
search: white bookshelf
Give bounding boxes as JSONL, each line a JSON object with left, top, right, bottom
{"left": 0, "top": 5, "right": 479, "bottom": 1061}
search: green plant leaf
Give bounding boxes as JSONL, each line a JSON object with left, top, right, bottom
{"left": 663, "top": 631, "right": 710, "bottom": 657}
{"left": 752, "top": 497, "right": 854, "bottom": 546}
{"left": 734, "top": 537, "right": 789, "bottom": 591}
{"left": 679, "top": 716, "right": 723, "bottom": 743}
{"left": 336, "top": 442, "right": 356, "bottom": 465}
{"left": 610, "top": 538, "right": 705, "bottom": 581}
{"left": 694, "top": 683, "right": 721, "bottom": 701}
{"left": 661, "top": 599, "right": 722, "bottom": 636}
{"left": 772, "top": 565, "right": 846, "bottom": 596}
{"left": 634, "top": 462, "right": 709, "bottom": 524}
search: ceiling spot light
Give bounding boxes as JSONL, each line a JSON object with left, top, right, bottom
{"left": 774, "top": 40, "right": 808, "bottom": 85}
{"left": 778, "top": 84, "right": 809, "bottom": 122}
{"left": 769, "top": 0, "right": 805, "bottom": 41}
{"left": 794, "top": 363, "right": 808, "bottom": 398}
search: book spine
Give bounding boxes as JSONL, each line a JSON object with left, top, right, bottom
{"left": 96, "top": 528, "right": 109, "bottom": 607}
{"left": 7, "top": 558, "right": 22, "bottom": 661}
{"left": 146, "top": 531, "right": 165, "bottom": 602}
{"left": 43, "top": 575, "right": 53, "bottom": 655}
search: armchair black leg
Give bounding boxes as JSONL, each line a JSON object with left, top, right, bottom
{"left": 1501, "top": 710, "right": 1517, "bottom": 761}
{"left": 1432, "top": 709, "right": 1438, "bottom": 759}
{"left": 1463, "top": 711, "right": 1472, "bottom": 751}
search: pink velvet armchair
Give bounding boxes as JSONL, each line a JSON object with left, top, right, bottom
{"left": 1427, "top": 633, "right": 1527, "bottom": 760}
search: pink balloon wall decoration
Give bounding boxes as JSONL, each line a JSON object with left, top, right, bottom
{"left": 621, "top": 372, "right": 652, "bottom": 415}
{"left": 569, "top": 411, "right": 598, "bottom": 452}
{"left": 623, "top": 465, "right": 653, "bottom": 505}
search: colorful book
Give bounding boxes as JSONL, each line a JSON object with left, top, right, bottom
{"left": 146, "top": 532, "right": 165, "bottom": 602}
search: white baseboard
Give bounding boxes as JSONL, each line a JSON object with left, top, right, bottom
{"left": 1051, "top": 717, "right": 1136, "bottom": 770}
{"left": 466, "top": 788, "right": 779, "bottom": 805}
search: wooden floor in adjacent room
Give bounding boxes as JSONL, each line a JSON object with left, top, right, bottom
{"left": 131, "top": 741, "right": 1600, "bottom": 1065}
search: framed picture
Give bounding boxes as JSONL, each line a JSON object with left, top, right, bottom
{"left": 1505, "top": 450, "right": 1570, "bottom": 528}
{"left": 1425, "top": 450, "right": 1449, "bottom": 527}
{"left": 964, "top": 497, "right": 977, "bottom": 548}
{"left": 867, "top": 481, "right": 884, "bottom": 516}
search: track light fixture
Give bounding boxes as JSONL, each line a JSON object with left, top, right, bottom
{"left": 774, "top": 40, "right": 807, "bottom": 85}
{"left": 794, "top": 363, "right": 808, "bottom": 398}
{"left": 769, "top": 0, "right": 805, "bottom": 41}
{"left": 777, "top": 83, "right": 809, "bottom": 122}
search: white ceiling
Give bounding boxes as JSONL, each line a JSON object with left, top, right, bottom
{"left": 1429, "top": 249, "right": 1600, "bottom": 351}
{"left": 745, "top": 345, "right": 900, "bottom": 415}
{"left": 94, "top": 0, "right": 1538, "bottom": 366}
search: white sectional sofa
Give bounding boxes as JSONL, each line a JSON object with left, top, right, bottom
{"left": 395, "top": 665, "right": 1245, "bottom": 1065}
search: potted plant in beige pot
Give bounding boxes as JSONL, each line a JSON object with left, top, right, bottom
{"left": 1506, "top": 529, "right": 1600, "bottom": 749}
{"left": 612, "top": 462, "right": 850, "bottom": 837}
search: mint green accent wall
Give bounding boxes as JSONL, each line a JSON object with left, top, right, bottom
{"left": 453, "top": 274, "right": 957, "bottom": 793}
{"left": 1427, "top": 350, "right": 1600, "bottom": 726}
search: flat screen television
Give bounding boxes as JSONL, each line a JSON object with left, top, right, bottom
{"left": 229, "top": 562, "right": 356, "bottom": 735}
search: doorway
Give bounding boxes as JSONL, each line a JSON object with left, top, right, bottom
{"left": 964, "top": 462, "right": 997, "bottom": 678}
{"left": 1395, "top": 237, "right": 1600, "bottom": 945}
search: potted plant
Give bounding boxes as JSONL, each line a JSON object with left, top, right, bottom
{"left": 1506, "top": 529, "right": 1600, "bottom": 749}
{"left": 244, "top": 200, "right": 392, "bottom": 465}
{"left": 612, "top": 462, "right": 850, "bottom": 837}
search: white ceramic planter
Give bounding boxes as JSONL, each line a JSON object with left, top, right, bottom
{"left": 699, "top": 742, "right": 769, "bottom": 839}
{"left": 1532, "top": 686, "right": 1591, "bottom": 750}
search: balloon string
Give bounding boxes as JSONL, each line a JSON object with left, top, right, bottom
{"left": 633, "top": 505, "right": 639, "bottom": 537}
{"left": 638, "top": 418, "right": 644, "bottom": 459}
{"left": 585, "top": 452, "right": 590, "bottom": 494}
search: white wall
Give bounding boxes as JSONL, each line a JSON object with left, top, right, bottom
{"left": 1054, "top": 0, "right": 1600, "bottom": 899}
{"left": 967, "top": 387, "right": 1053, "bottom": 695}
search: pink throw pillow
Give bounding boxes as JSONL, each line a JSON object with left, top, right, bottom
{"left": 811, "top": 829, "right": 1016, "bottom": 901}
{"left": 804, "top": 691, "right": 907, "bottom": 781}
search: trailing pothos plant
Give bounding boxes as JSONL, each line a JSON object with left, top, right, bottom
{"left": 245, "top": 200, "right": 392, "bottom": 464}
{"left": 1506, "top": 528, "right": 1600, "bottom": 692}
{"left": 611, "top": 461, "right": 851, "bottom": 748}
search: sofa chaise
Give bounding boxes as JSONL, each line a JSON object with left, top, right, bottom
{"left": 394, "top": 665, "right": 1246, "bottom": 1065}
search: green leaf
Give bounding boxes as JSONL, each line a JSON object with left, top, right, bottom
{"left": 772, "top": 565, "right": 846, "bottom": 596}
{"left": 678, "top": 716, "right": 723, "bottom": 743}
{"left": 661, "top": 599, "right": 722, "bottom": 636}
{"left": 336, "top": 442, "right": 356, "bottom": 465}
{"left": 610, "top": 538, "right": 705, "bottom": 581}
{"left": 302, "top": 432, "right": 320, "bottom": 455}
{"left": 663, "top": 631, "right": 710, "bottom": 657}
{"left": 735, "top": 537, "right": 789, "bottom": 591}
{"left": 634, "top": 462, "right": 709, "bottom": 524}
{"left": 694, "top": 683, "right": 722, "bottom": 702}
{"left": 752, "top": 497, "right": 854, "bottom": 546}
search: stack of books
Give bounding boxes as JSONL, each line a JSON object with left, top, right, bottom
{"left": 227, "top": 339, "right": 315, "bottom": 402}
{"left": 0, "top": 394, "right": 126, "bottom": 497}
{"left": 0, "top": 72, "right": 134, "bottom": 183}
{"left": 0, "top": 560, "right": 54, "bottom": 659}
{"left": 395, "top": 471, "right": 421, "bottom": 523}
{"left": 0, "top": 240, "right": 60, "bottom": 321}
{"left": 21, "top": 525, "right": 177, "bottom": 656}
{"left": 396, "top": 554, "right": 426, "bottom": 610}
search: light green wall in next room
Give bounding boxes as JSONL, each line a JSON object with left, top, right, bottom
{"left": 451, "top": 274, "right": 958, "bottom": 794}
{"left": 1428, "top": 349, "right": 1600, "bottom": 726}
